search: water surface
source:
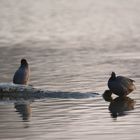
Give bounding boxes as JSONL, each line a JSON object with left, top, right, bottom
{"left": 0, "top": 0, "right": 140, "bottom": 140}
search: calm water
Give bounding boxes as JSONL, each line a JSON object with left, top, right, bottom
{"left": 0, "top": 0, "right": 140, "bottom": 140}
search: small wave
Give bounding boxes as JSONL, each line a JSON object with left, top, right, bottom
{"left": 33, "top": 91, "right": 99, "bottom": 99}
{"left": 0, "top": 91, "right": 99, "bottom": 100}
{"left": 0, "top": 83, "right": 99, "bottom": 100}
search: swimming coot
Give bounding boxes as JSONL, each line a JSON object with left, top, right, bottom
{"left": 108, "top": 72, "right": 135, "bottom": 96}
{"left": 13, "top": 59, "right": 30, "bottom": 85}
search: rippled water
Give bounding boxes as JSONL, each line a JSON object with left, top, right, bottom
{"left": 0, "top": 0, "right": 140, "bottom": 140}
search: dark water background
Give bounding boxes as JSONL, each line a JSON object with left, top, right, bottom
{"left": 0, "top": 0, "right": 140, "bottom": 139}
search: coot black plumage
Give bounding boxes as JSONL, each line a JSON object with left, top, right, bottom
{"left": 13, "top": 59, "right": 30, "bottom": 85}
{"left": 108, "top": 72, "right": 135, "bottom": 96}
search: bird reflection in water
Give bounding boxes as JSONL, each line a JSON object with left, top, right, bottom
{"left": 14, "top": 101, "right": 32, "bottom": 121}
{"left": 103, "top": 90, "right": 135, "bottom": 118}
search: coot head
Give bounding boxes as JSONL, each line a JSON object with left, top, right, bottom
{"left": 110, "top": 72, "right": 116, "bottom": 80}
{"left": 21, "top": 59, "right": 28, "bottom": 66}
